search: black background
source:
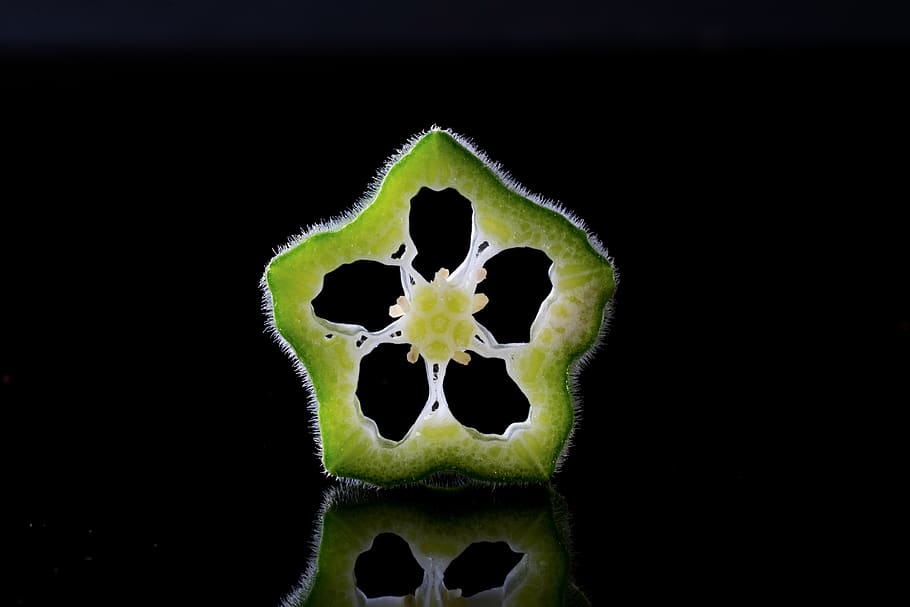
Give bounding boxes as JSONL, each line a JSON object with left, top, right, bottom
{"left": 3, "top": 11, "right": 909, "bottom": 605}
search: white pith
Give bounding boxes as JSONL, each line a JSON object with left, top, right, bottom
{"left": 329, "top": 205, "right": 545, "bottom": 445}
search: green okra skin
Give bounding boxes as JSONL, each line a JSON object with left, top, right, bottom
{"left": 262, "top": 127, "right": 617, "bottom": 486}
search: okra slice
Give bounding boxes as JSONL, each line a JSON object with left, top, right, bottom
{"left": 262, "top": 128, "right": 617, "bottom": 485}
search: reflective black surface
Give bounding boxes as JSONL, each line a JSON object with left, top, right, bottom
{"left": 3, "top": 48, "right": 907, "bottom": 605}
{"left": 284, "top": 485, "right": 584, "bottom": 605}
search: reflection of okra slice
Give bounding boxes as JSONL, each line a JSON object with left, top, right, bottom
{"left": 283, "top": 486, "right": 589, "bottom": 606}
{"left": 262, "top": 128, "right": 617, "bottom": 486}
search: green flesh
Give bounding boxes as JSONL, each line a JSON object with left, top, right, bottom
{"left": 286, "top": 486, "right": 576, "bottom": 606}
{"left": 264, "top": 129, "right": 616, "bottom": 485}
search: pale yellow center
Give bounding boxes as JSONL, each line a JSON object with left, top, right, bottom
{"left": 393, "top": 268, "right": 487, "bottom": 364}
